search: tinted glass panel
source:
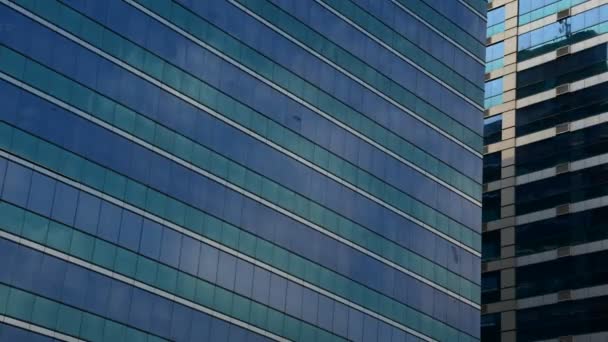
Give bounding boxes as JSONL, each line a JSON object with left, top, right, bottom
{"left": 483, "top": 152, "right": 502, "bottom": 184}
{"left": 518, "top": 5, "right": 608, "bottom": 60}
{"left": 484, "top": 115, "right": 502, "bottom": 146}
{"left": 482, "top": 230, "right": 500, "bottom": 262}
{"left": 482, "top": 190, "right": 501, "bottom": 222}
{"left": 516, "top": 82, "right": 608, "bottom": 136}
{"left": 487, "top": 7, "right": 505, "bottom": 37}
{"left": 519, "top": 0, "right": 587, "bottom": 25}
{"left": 482, "top": 271, "right": 500, "bottom": 303}
{"left": 481, "top": 313, "right": 501, "bottom": 341}
{"left": 486, "top": 42, "right": 505, "bottom": 73}
{"left": 0, "top": 0, "right": 484, "bottom": 339}
{"left": 516, "top": 207, "right": 608, "bottom": 255}
{"left": 516, "top": 123, "right": 608, "bottom": 174}
{"left": 485, "top": 78, "right": 504, "bottom": 108}
{"left": 517, "top": 294, "right": 608, "bottom": 340}
{"left": 517, "top": 43, "right": 608, "bottom": 98}
{"left": 516, "top": 164, "right": 608, "bottom": 214}
{"left": 518, "top": 250, "right": 608, "bottom": 298}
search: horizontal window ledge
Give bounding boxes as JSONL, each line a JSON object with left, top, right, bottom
{"left": 516, "top": 195, "right": 608, "bottom": 225}
{"left": 517, "top": 238, "right": 608, "bottom": 267}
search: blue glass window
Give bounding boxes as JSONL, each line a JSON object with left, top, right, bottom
{"left": 97, "top": 202, "right": 122, "bottom": 243}
{"left": 487, "top": 7, "right": 506, "bottom": 37}
{"left": 0, "top": 159, "right": 6, "bottom": 196}
{"left": 483, "top": 114, "right": 503, "bottom": 145}
{"left": 27, "top": 172, "right": 56, "bottom": 217}
{"left": 485, "top": 42, "right": 505, "bottom": 73}
{"left": 51, "top": 182, "right": 78, "bottom": 226}
{"left": 484, "top": 78, "right": 504, "bottom": 108}
{"left": 159, "top": 227, "right": 182, "bottom": 268}
{"left": 139, "top": 220, "right": 163, "bottom": 259}
{"left": 2, "top": 162, "right": 32, "bottom": 207}
{"left": 118, "top": 210, "right": 143, "bottom": 251}
{"left": 519, "top": 0, "right": 588, "bottom": 25}
{"left": 519, "top": 5, "right": 608, "bottom": 60}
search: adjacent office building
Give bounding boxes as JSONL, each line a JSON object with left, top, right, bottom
{"left": 0, "top": 0, "right": 485, "bottom": 341}
{"left": 483, "top": 0, "right": 608, "bottom": 341}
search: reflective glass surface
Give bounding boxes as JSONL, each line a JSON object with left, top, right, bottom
{"left": 481, "top": 271, "right": 500, "bottom": 303}
{"left": 481, "top": 313, "right": 501, "bottom": 341}
{"left": 517, "top": 250, "right": 608, "bottom": 298}
{"left": 482, "top": 190, "right": 501, "bottom": 222}
{"left": 516, "top": 164, "right": 608, "bottom": 215}
{"left": 517, "top": 296, "right": 608, "bottom": 341}
{"left": 517, "top": 43, "right": 608, "bottom": 98}
{"left": 516, "top": 206, "right": 608, "bottom": 255}
{"left": 484, "top": 77, "right": 504, "bottom": 109}
{"left": 485, "top": 42, "right": 505, "bottom": 73}
{"left": 481, "top": 230, "right": 500, "bottom": 262}
{"left": 518, "top": 0, "right": 588, "bottom": 25}
{"left": 518, "top": 4, "right": 608, "bottom": 60}
{"left": 516, "top": 79, "right": 608, "bottom": 136}
{"left": 483, "top": 152, "right": 502, "bottom": 184}
{"left": 483, "top": 114, "right": 503, "bottom": 146}
{"left": 516, "top": 123, "right": 608, "bottom": 175}
{"left": 487, "top": 7, "right": 505, "bottom": 37}
{"left": 0, "top": 0, "right": 482, "bottom": 340}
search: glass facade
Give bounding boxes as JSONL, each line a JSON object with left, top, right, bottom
{"left": 518, "top": 0, "right": 588, "bottom": 25}
{"left": 517, "top": 43, "right": 608, "bottom": 98}
{"left": 518, "top": 4, "right": 608, "bottom": 60}
{"left": 483, "top": 0, "right": 608, "bottom": 340}
{"left": 485, "top": 42, "right": 505, "bottom": 73}
{"left": 0, "top": 0, "right": 484, "bottom": 341}
{"left": 484, "top": 77, "right": 504, "bottom": 109}
{"left": 487, "top": 7, "right": 506, "bottom": 37}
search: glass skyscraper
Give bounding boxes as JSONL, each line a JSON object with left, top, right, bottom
{"left": 0, "top": 0, "right": 484, "bottom": 341}
{"left": 483, "top": 0, "right": 608, "bottom": 341}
